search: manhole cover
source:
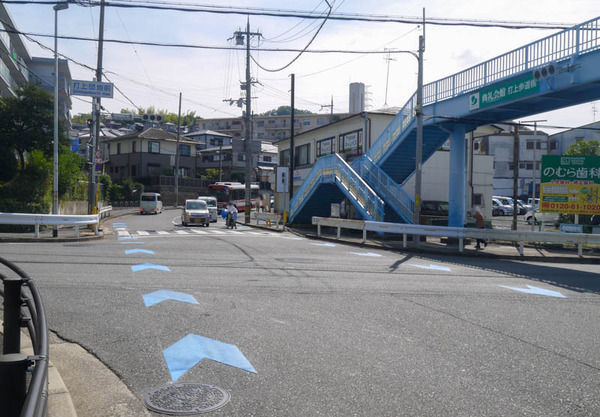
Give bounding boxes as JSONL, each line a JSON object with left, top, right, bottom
{"left": 144, "top": 383, "right": 230, "bottom": 415}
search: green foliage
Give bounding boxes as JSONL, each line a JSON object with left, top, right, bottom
{"left": 98, "top": 174, "right": 113, "bottom": 201}
{"left": 58, "top": 146, "right": 86, "bottom": 200}
{"left": 107, "top": 178, "right": 144, "bottom": 202}
{"left": 259, "top": 106, "right": 313, "bottom": 116}
{"left": 204, "top": 168, "right": 219, "bottom": 180}
{"left": 71, "top": 113, "right": 93, "bottom": 125}
{"left": 119, "top": 107, "right": 199, "bottom": 127}
{"left": 564, "top": 140, "right": 600, "bottom": 156}
{"left": 0, "top": 84, "right": 54, "bottom": 169}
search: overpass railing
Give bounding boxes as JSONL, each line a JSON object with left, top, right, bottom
{"left": 368, "top": 15, "right": 600, "bottom": 164}
{"left": 0, "top": 257, "right": 50, "bottom": 417}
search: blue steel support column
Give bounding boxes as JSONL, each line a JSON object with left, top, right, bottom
{"left": 448, "top": 124, "right": 467, "bottom": 227}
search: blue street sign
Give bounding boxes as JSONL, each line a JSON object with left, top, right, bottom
{"left": 71, "top": 80, "right": 114, "bottom": 98}
{"left": 163, "top": 334, "right": 256, "bottom": 382}
{"left": 143, "top": 290, "right": 199, "bottom": 307}
{"left": 499, "top": 285, "right": 566, "bottom": 298}
{"left": 131, "top": 263, "right": 170, "bottom": 272}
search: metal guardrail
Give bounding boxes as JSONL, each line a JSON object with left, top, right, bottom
{"left": 312, "top": 217, "right": 600, "bottom": 257}
{"left": 0, "top": 257, "right": 50, "bottom": 417}
{"left": 0, "top": 213, "right": 101, "bottom": 238}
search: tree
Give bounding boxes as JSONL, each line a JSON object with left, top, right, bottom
{"left": 564, "top": 140, "right": 600, "bottom": 156}
{"left": 0, "top": 84, "right": 54, "bottom": 170}
{"left": 259, "top": 106, "right": 313, "bottom": 116}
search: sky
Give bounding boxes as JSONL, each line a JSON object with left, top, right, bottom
{"left": 4, "top": 0, "right": 600, "bottom": 133}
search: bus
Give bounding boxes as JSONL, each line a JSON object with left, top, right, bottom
{"left": 207, "top": 182, "right": 260, "bottom": 211}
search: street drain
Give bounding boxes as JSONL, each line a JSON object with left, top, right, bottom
{"left": 144, "top": 383, "right": 230, "bottom": 415}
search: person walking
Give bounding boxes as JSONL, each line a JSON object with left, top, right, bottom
{"left": 473, "top": 206, "right": 487, "bottom": 250}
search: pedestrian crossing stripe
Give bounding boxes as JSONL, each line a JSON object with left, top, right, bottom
{"left": 123, "top": 229, "right": 279, "bottom": 238}
{"left": 175, "top": 230, "right": 190, "bottom": 235}
{"left": 136, "top": 231, "right": 150, "bottom": 236}
{"left": 156, "top": 231, "right": 169, "bottom": 235}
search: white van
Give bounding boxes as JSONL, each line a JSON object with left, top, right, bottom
{"left": 140, "top": 193, "right": 163, "bottom": 215}
{"left": 197, "top": 196, "right": 218, "bottom": 222}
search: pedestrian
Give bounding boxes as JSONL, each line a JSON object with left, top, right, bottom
{"left": 473, "top": 206, "right": 487, "bottom": 249}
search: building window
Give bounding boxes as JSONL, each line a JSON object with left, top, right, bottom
{"left": 257, "top": 121, "right": 264, "bottom": 127}
{"left": 132, "top": 141, "right": 136, "bottom": 153}
{"left": 303, "top": 120, "right": 311, "bottom": 126}
{"left": 508, "top": 163, "right": 514, "bottom": 171}
{"left": 316, "top": 137, "right": 335, "bottom": 157}
{"left": 107, "top": 143, "right": 111, "bottom": 154}
{"left": 263, "top": 156, "right": 272, "bottom": 162}
{"left": 238, "top": 154, "right": 246, "bottom": 161}
{"left": 295, "top": 143, "right": 310, "bottom": 166}
{"left": 131, "top": 165, "right": 137, "bottom": 177}
{"left": 257, "top": 133, "right": 265, "bottom": 139}
{"left": 550, "top": 141, "right": 558, "bottom": 150}
{"left": 280, "top": 149, "right": 290, "bottom": 166}
{"left": 179, "top": 144, "right": 191, "bottom": 156}
{"left": 148, "top": 141, "right": 160, "bottom": 153}
{"left": 473, "top": 142, "right": 479, "bottom": 151}
{"left": 115, "top": 166, "right": 119, "bottom": 173}
{"left": 526, "top": 141, "right": 534, "bottom": 149}
{"left": 526, "top": 163, "right": 533, "bottom": 170}
{"left": 317, "top": 118, "right": 325, "bottom": 126}
{"left": 117, "top": 143, "right": 121, "bottom": 155}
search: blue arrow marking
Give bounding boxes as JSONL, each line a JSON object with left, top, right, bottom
{"left": 499, "top": 285, "right": 566, "bottom": 298}
{"left": 163, "top": 334, "right": 256, "bottom": 381}
{"left": 125, "top": 249, "right": 155, "bottom": 255}
{"left": 131, "top": 263, "right": 170, "bottom": 272}
{"left": 350, "top": 252, "right": 382, "bottom": 257}
{"left": 310, "top": 242, "right": 336, "bottom": 247}
{"left": 143, "top": 290, "right": 199, "bottom": 307}
{"left": 118, "top": 237, "right": 137, "bottom": 240}
{"left": 120, "top": 241, "right": 144, "bottom": 245}
{"left": 281, "top": 236, "right": 302, "bottom": 240}
{"left": 408, "top": 264, "right": 452, "bottom": 272}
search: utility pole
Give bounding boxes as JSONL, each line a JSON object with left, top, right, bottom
{"left": 290, "top": 74, "right": 295, "bottom": 206}
{"left": 89, "top": 0, "right": 106, "bottom": 214}
{"left": 320, "top": 96, "right": 334, "bottom": 122}
{"left": 383, "top": 48, "right": 397, "bottom": 108}
{"left": 232, "top": 20, "right": 261, "bottom": 224}
{"left": 413, "top": 8, "right": 425, "bottom": 236}
{"left": 512, "top": 125, "right": 519, "bottom": 230}
{"left": 174, "top": 92, "right": 182, "bottom": 207}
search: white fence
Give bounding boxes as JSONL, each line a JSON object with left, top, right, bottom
{"left": 0, "top": 212, "right": 103, "bottom": 238}
{"left": 253, "top": 211, "right": 284, "bottom": 230}
{"left": 312, "top": 217, "right": 600, "bottom": 257}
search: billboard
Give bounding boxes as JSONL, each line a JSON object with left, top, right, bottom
{"left": 539, "top": 155, "right": 600, "bottom": 215}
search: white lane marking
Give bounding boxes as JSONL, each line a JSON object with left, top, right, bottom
{"left": 175, "top": 230, "right": 190, "bottom": 235}
{"left": 350, "top": 252, "right": 382, "bottom": 257}
{"left": 117, "top": 230, "right": 131, "bottom": 237}
{"left": 136, "top": 231, "right": 150, "bottom": 236}
{"left": 191, "top": 229, "right": 208, "bottom": 234}
{"left": 156, "top": 231, "right": 169, "bottom": 235}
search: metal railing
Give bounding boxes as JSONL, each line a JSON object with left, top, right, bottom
{"left": 0, "top": 257, "right": 49, "bottom": 417}
{"left": 359, "top": 156, "right": 415, "bottom": 223}
{"left": 290, "top": 154, "right": 385, "bottom": 222}
{"left": 367, "top": 16, "right": 600, "bottom": 164}
{"left": 0, "top": 213, "right": 100, "bottom": 238}
{"left": 312, "top": 216, "right": 600, "bottom": 257}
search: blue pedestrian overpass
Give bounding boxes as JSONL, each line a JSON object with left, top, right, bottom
{"left": 290, "top": 16, "right": 600, "bottom": 227}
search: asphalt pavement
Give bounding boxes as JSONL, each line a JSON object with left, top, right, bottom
{"left": 1, "top": 210, "right": 599, "bottom": 416}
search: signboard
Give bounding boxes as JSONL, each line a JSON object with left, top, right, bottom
{"left": 316, "top": 137, "right": 335, "bottom": 157}
{"left": 71, "top": 80, "right": 114, "bottom": 98}
{"left": 469, "top": 75, "right": 539, "bottom": 111}
{"left": 95, "top": 149, "right": 103, "bottom": 160}
{"left": 539, "top": 155, "right": 600, "bottom": 215}
{"left": 276, "top": 167, "right": 288, "bottom": 193}
{"left": 339, "top": 130, "right": 363, "bottom": 153}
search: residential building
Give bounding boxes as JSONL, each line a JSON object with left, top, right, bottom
{"left": 548, "top": 121, "right": 600, "bottom": 155}
{"left": 29, "top": 57, "right": 72, "bottom": 130}
{"left": 473, "top": 124, "right": 550, "bottom": 199}
{"left": 0, "top": 4, "right": 29, "bottom": 97}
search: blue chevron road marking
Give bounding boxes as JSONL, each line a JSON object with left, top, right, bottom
{"left": 125, "top": 249, "right": 155, "bottom": 255}
{"left": 131, "top": 263, "right": 170, "bottom": 272}
{"left": 143, "top": 290, "right": 199, "bottom": 307}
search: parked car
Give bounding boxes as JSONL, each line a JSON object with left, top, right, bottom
{"left": 516, "top": 199, "right": 530, "bottom": 215}
{"left": 524, "top": 209, "right": 560, "bottom": 226}
{"left": 493, "top": 196, "right": 526, "bottom": 214}
{"left": 492, "top": 198, "right": 513, "bottom": 216}
{"left": 197, "top": 196, "right": 218, "bottom": 222}
{"left": 182, "top": 199, "right": 210, "bottom": 227}
{"left": 420, "top": 200, "right": 449, "bottom": 216}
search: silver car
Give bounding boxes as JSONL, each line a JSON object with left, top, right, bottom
{"left": 182, "top": 200, "right": 210, "bottom": 227}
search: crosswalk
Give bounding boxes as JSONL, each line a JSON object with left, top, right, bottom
{"left": 115, "top": 228, "right": 277, "bottom": 239}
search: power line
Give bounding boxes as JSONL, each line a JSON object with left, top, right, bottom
{"left": 2, "top": 0, "right": 575, "bottom": 29}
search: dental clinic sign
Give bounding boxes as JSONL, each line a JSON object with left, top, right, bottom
{"left": 539, "top": 155, "right": 600, "bottom": 215}
{"left": 469, "top": 75, "right": 539, "bottom": 111}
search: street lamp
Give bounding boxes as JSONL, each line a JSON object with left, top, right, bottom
{"left": 53, "top": 1, "right": 69, "bottom": 237}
